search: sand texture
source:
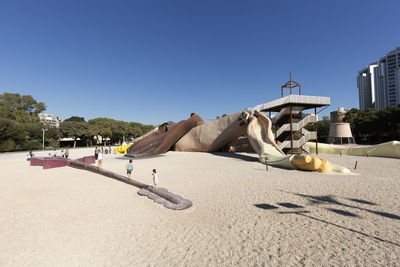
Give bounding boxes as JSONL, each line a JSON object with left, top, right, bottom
{"left": 1, "top": 149, "right": 399, "bottom": 266}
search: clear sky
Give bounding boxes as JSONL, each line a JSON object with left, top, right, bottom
{"left": 1, "top": 0, "right": 399, "bottom": 125}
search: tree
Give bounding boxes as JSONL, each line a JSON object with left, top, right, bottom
{"left": 33, "top": 102, "right": 46, "bottom": 115}
{"left": 343, "top": 108, "right": 359, "bottom": 125}
{"left": 59, "top": 121, "right": 90, "bottom": 148}
{"left": 64, "top": 116, "right": 85, "bottom": 122}
{"left": 305, "top": 116, "right": 330, "bottom": 143}
{"left": 0, "top": 93, "right": 46, "bottom": 122}
{"left": 0, "top": 118, "right": 25, "bottom": 151}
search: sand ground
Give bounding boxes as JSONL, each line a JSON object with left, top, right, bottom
{"left": 0, "top": 149, "right": 399, "bottom": 266}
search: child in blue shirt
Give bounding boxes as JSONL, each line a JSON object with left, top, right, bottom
{"left": 126, "top": 159, "right": 134, "bottom": 178}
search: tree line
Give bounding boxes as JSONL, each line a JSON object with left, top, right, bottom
{"left": 0, "top": 93, "right": 154, "bottom": 152}
{"left": 343, "top": 106, "right": 400, "bottom": 144}
{"left": 305, "top": 106, "right": 400, "bottom": 144}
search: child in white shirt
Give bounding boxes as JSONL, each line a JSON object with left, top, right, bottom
{"left": 152, "top": 169, "right": 159, "bottom": 189}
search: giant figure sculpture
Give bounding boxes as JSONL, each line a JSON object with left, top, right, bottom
{"left": 126, "top": 110, "right": 352, "bottom": 173}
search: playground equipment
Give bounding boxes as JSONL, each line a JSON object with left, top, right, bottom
{"left": 306, "top": 141, "right": 400, "bottom": 158}
{"left": 125, "top": 109, "right": 350, "bottom": 173}
{"left": 115, "top": 144, "right": 131, "bottom": 154}
{"left": 30, "top": 156, "right": 192, "bottom": 210}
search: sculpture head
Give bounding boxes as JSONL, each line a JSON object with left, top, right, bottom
{"left": 238, "top": 110, "right": 253, "bottom": 126}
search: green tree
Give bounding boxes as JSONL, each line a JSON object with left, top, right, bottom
{"left": 59, "top": 121, "right": 90, "bottom": 148}
{"left": 33, "top": 102, "right": 46, "bottom": 115}
{"left": 0, "top": 118, "right": 25, "bottom": 151}
{"left": 64, "top": 116, "right": 85, "bottom": 122}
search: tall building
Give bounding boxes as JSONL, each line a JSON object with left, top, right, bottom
{"left": 358, "top": 47, "right": 400, "bottom": 110}
{"left": 357, "top": 63, "right": 378, "bottom": 110}
{"left": 374, "top": 47, "right": 400, "bottom": 110}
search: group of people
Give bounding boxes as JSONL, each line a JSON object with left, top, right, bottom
{"left": 46, "top": 149, "right": 70, "bottom": 158}
{"left": 94, "top": 147, "right": 159, "bottom": 188}
{"left": 125, "top": 160, "right": 159, "bottom": 188}
{"left": 27, "top": 148, "right": 70, "bottom": 161}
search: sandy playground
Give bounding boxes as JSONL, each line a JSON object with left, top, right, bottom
{"left": 0, "top": 149, "right": 399, "bottom": 266}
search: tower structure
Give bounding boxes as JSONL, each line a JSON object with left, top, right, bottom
{"left": 251, "top": 75, "right": 330, "bottom": 154}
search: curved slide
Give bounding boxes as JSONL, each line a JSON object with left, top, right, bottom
{"left": 174, "top": 111, "right": 251, "bottom": 152}
{"left": 126, "top": 113, "right": 204, "bottom": 157}
{"left": 246, "top": 111, "right": 350, "bottom": 173}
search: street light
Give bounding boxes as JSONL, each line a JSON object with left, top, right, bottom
{"left": 42, "top": 128, "right": 48, "bottom": 150}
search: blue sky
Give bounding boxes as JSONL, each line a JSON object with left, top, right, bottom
{"left": 1, "top": 0, "right": 399, "bottom": 125}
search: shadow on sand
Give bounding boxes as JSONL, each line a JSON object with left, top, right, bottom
{"left": 210, "top": 152, "right": 259, "bottom": 162}
{"left": 254, "top": 190, "right": 400, "bottom": 247}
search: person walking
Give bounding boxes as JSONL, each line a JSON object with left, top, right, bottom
{"left": 126, "top": 159, "right": 134, "bottom": 179}
{"left": 152, "top": 169, "right": 159, "bottom": 189}
{"left": 65, "top": 148, "right": 69, "bottom": 159}
{"left": 94, "top": 147, "right": 98, "bottom": 160}
{"left": 27, "top": 151, "right": 34, "bottom": 162}
{"left": 97, "top": 148, "right": 103, "bottom": 169}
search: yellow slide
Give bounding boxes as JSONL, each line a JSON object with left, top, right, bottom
{"left": 115, "top": 144, "right": 132, "bottom": 154}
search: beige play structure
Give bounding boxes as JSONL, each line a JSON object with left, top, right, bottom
{"left": 306, "top": 141, "right": 400, "bottom": 158}
{"left": 117, "top": 77, "right": 399, "bottom": 173}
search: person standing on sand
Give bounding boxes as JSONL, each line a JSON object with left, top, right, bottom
{"left": 152, "top": 169, "right": 159, "bottom": 189}
{"left": 97, "top": 148, "right": 103, "bottom": 168}
{"left": 94, "top": 147, "right": 98, "bottom": 160}
{"left": 126, "top": 159, "right": 134, "bottom": 179}
{"left": 27, "top": 151, "right": 34, "bottom": 161}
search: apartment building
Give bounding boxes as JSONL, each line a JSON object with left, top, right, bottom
{"left": 357, "top": 63, "right": 378, "bottom": 110}
{"left": 38, "top": 113, "right": 62, "bottom": 128}
{"left": 357, "top": 47, "right": 400, "bottom": 110}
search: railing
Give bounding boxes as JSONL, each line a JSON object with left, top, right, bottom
{"left": 276, "top": 114, "right": 316, "bottom": 138}
{"left": 279, "top": 128, "right": 317, "bottom": 150}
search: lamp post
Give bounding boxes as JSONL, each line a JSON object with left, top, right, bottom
{"left": 42, "top": 128, "right": 48, "bottom": 150}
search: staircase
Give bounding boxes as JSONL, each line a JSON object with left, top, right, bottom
{"left": 276, "top": 114, "right": 316, "bottom": 138}
{"left": 279, "top": 128, "right": 317, "bottom": 152}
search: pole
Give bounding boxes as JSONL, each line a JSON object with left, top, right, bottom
{"left": 290, "top": 104, "right": 293, "bottom": 154}
{"left": 42, "top": 129, "right": 47, "bottom": 150}
{"left": 314, "top": 107, "right": 318, "bottom": 155}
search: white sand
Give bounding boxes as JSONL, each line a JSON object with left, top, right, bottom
{"left": 0, "top": 150, "right": 399, "bottom": 266}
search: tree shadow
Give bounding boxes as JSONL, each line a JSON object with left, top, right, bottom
{"left": 211, "top": 152, "right": 258, "bottom": 162}
{"left": 254, "top": 203, "right": 278, "bottom": 210}
{"left": 326, "top": 208, "right": 359, "bottom": 217}
{"left": 254, "top": 203, "right": 400, "bottom": 247}
{"left": 296, "top": 212, "right": 400, "bottom": 247}
{"left": 347, "top": 198, "right": 377, "bottom": 205}
{"left": 278, "top": 202, "right": 304, "bottom": 209}
{"left": 282, "top": 190, "right": 400, "bottom": 221}
{"left": 370, "top": 211, "right": 400, "bottom": 220}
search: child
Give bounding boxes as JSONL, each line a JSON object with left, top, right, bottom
{"left": 26, "top": 151, "right": 33, "bottom": 161}
{"left": 152, "top": 169, "right": 159, "bottom": 189}
{"left": 97, "top": 148, "right": 103, "bottom": 168}
{"left": 126, "top": 159, "right": 134, "bottom": 178}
